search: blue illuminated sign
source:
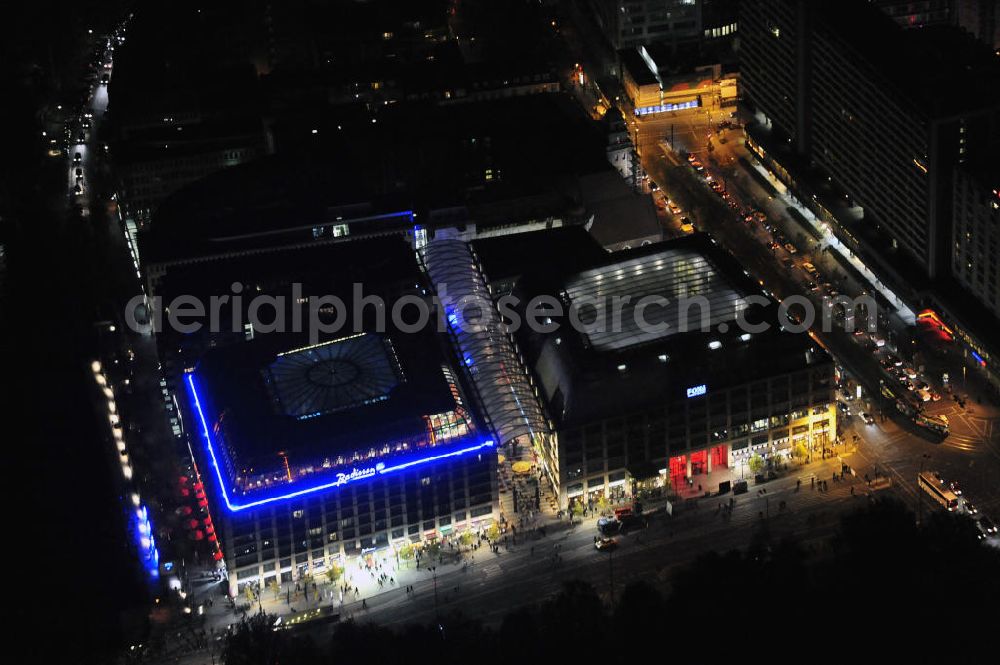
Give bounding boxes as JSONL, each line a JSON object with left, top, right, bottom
{"left": 131, "top": 503, "right": 160, "bottom": 580}
{"left": 686, "top": 384, "right": 707, "bottom": 398}
{"left": 634, "top": 99, "right": 700, "bottom": 116}
{"left": 185, "top": 373, "right": 494, "bottom": 513}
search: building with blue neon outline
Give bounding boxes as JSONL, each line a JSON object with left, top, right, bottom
{"left": 173, "top": 249, "right": 500, "bottom": 595}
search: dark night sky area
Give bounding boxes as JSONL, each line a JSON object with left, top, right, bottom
{"left": 1, "top": 2, "right": 147, "bottom": 663}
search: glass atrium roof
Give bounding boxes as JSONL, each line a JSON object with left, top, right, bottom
{"left": 263, "top": 333, "right": 402, "bottom": 419}
{"left": 563, "top": 247, "right": 748, "bottom": 351}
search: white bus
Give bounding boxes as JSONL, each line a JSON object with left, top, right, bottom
{"left": 918, "top": 471, "right": 958, "bottom": 511}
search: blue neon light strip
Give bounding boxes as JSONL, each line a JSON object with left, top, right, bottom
{"left": 634, "top": 99, "right": 700, "bottom": 116}
{"left": 186, "top": 373, "right": 494, "bottom": 513}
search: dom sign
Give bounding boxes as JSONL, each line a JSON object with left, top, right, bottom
{"left": 686, "top": 384, "right": 707, "bottom": 398}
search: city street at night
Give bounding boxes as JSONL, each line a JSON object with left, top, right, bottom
{"left": 4, "top": 1, "right": 1000, "bottom": 664}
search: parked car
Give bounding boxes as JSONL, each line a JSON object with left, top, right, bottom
{"left": 597, "top": 517, "right": 620, "bottom": 536}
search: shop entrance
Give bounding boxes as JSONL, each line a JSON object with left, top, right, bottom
{"left": 668, "top": 454, "right": 687, "bottom": 487}
{"left": 690, "top": 450, "right": 708, "bottom": 475}
{"left": 710, "top": 445, "right": 728, "bottom": 469}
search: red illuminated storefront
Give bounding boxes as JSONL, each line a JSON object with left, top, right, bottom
{"left": 668, "top": 445, "right": 729, "bottom": 488}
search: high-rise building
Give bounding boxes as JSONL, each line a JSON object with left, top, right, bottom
{"left": 740, "top": 0, "right": 1000, "bottom": 279}
{"left": 952, "top": 163, "right": 1000, "bottom": 319}
{"left": 739, "top": 0, "right": 806, "bottom": 153}
{"left": 955, "top": 0, "right": 1000, "bottom": 49}
{"left": 740, "top": 0, "right": 1000, "bottom": 388}
{"left": 702, "top": 0, "right": 740, "bottom": 42}
{"left": 873, "top": 0, "right": 954, "bottom": 28}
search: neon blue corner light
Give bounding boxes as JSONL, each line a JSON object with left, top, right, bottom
{"left": 185, "top": 373, "right": 494, "bottom": 513}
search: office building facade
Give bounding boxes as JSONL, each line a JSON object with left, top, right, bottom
{"left": 475, "top": 231, "right": 836, "bottom": 508}
{"left": 592, "top": 0, "right": 703, "bottom": 49}
{"left": 952, "top": 165, "right": 1000, "bottom": 320}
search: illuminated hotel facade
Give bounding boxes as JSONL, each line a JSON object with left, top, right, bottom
{"left": 184, "top": 330, "right": 499, "bottom": 596}
{"left": 158, "top": 236, "right": 506, "bottom": 596}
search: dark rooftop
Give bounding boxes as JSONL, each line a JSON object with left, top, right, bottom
{"left": 111, "top": 116, "right": 266, "bottom": 165}
{"left": 145, "top": 95, "right": 607, "bottom": 267}
{"left": 192, "top": 322, "right": 473, "bottom": 487}
{"left": 816, "top": 2, "right": 1000, "bottom": 117}
{"left": 471, "top": 226, "right": 609, "bottom": 288}
{"left": 506, "top": 233, "right": 830, "bottom": 427}
{"left": 620, "top": 48, "right": 659, "bottom": 87}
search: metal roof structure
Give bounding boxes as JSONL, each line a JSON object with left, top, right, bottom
{"left": 562, "top": 247, "right": 748, "bottom": 351}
